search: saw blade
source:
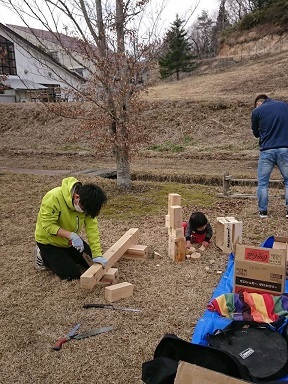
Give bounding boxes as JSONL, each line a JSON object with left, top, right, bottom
{"left": 73, "top": 325, "right": 114, "bottom": 340}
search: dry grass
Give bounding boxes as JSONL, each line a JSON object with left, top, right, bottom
{"left": 1, "top": 49, "right": 288, "bottom": 384}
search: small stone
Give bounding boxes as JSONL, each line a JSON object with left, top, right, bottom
{"left": 204, "top": 266, "right": 210, "bottom": 271}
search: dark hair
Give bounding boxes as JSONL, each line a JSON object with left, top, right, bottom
{"left": 254, "top": 94, "right": 268, "bottom": 108}
{"left": 189, "top": 211, "right": 207, "bottom": 228}
{"left": 76, "top": 184, "right": 107, "bottom": 218}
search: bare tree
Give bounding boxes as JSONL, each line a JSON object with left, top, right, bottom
{"left": 0, "top": 0, "right": 172, "bottom": 189}
{"left": 226, "top": 0, "right": 254, "bottom": 23}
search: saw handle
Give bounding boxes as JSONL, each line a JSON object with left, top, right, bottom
{"left": 83, "top": 304, "right": 113, "bottom": 309}
{"left": 52, "top": 337, "right": 69, "bottom": 351}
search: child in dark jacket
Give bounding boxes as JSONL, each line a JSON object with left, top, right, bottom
{"left": 183, "top": 211, "right": 213, "bottom": 249}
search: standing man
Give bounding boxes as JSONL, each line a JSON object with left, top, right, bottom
{"left": 35, "top": 176, "right": 108, "bottom": 280}
{"left": 252, "top": 94, "right": 288, "bottom": 218}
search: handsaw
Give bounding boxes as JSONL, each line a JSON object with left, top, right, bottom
{"left": 52, "top": 324, "right": 114, "bottom": 350}
{"left": 83, "top": 303, "right": 142, "bottom": 312}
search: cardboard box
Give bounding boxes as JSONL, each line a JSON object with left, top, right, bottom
{"left": 234, "top": 244, "right": 286, "bottom": 295}
{"left": 174, "top": 361, "right": 251, "bottom": 383}
{"left": 216, "top": 217, "right": 243, "bottom": 253}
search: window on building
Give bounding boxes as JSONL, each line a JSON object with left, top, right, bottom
{"left": 0, "top": 36, "right": 17, "bottom": 75}
{"left": 73, "top": 67, "right": 84, "bottom": 77}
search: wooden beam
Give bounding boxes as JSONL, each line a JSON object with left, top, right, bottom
{"left": 80, "top": 228, "right": 139, "bottom": 289}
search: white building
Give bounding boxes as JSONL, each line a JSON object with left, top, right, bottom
{"left": 0, "top": 23, "right": 85, "bottom": 103}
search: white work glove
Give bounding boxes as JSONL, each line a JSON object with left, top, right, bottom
{"left": 92, "top": 256, "right": 108, "bottom": 269}
{"left": 69, "top": 232, "right": 84, "bottom": 253}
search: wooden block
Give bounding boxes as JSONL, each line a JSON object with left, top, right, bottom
{"left": 190, "top": 252, "right": 201, "bottom": 259}
{"left": 104, "top": 282, "right": 134, "bottom": 302}
{"left": 80, "top": 228, "right": 139, "bottom": 289}
{"left": 168, "top": 205, "right": 183, "bottom": 230}
{"left": 186, "top": 247, "right": 196, "bottom": 255}
{"left": 97, "top": 268, "right": 119, "bottom": 286}
{"left": 168, "top": 236, "right": 186, "bottom": 262}
{"left": 165, "top": 214, "right": 170, "bottom": 228}
{"left": 215, "top": 217, "right": 243, "bottom": 253}
{"left": 168, "top": 227, "right": 184, "bottom": 239}
{"left": 122, "top": 245, "right": 148, "bottom": 260}
{"left": 168, "top": 193, "right": 181, "bottom": 208}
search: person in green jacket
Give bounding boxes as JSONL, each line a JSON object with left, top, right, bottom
{"left": 34, "top": 177, "right": 107, "bottom": 280}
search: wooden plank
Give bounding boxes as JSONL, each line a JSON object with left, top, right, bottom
{"left": 168, "top": 193, "right": 181, "bottom": 208}
{"left": 168, "top": 236, "right": 186, "bottom": 262}
{"left": 122, "top": 245, "right": 148, "bottom": 260}
{"left": 80, "top": 228, "right": 139, "bottom": 289}
{"left": 168, "top": 205, "right": 183, "bottom": 230}
{"left": 104, "top": 282, "right": 134, "bottom": 302}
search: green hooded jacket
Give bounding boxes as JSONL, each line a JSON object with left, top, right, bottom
{"left": 35, "top": 177, "right": 102, "bottom": 256}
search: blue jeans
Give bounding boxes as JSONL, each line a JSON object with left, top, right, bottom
{"left": 257, "top": 148, "right": 288, "bottom": 212}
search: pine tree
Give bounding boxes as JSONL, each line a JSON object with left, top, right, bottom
{"left": 211, "top": 0, "right": 230, "bottom": 55}
{"left": 159, "top": 15, "right": 195, "bottom": 80}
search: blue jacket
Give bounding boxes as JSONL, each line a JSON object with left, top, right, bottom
{"left": 251, "top": 98, "right": 288, "bottom": 151}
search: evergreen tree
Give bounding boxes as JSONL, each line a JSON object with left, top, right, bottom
{"left": 159, "top": 15, "right": 195, "bottom": 80}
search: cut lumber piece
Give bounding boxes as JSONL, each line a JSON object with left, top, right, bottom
{"left": 190, "top": 252, "right": 201, "bottom": 260}
{"left": 165, "top": 214, "right": 170, "bottom": 228}
{"left": 97, "top": 268, "right": 119, "bottom": 286}
{"left": 168, "top": 205, "right": 183, "bottom": 230}
{"left": 80, "top": 228, "right": 139, "bottom": 289}
{"left": 169, "top": 227, "right": 184, "bottom": 239}
{"left": 168, "top": 236, "right": 186, "bottom": 262}
{"left": 104, "top": 282, "right": 134, "bottom": 302}
{"left": 168, "top": 193, "right": 181, "bottom": 208}
{"left": 122, "top": 245, "right": 148, "bottom": 260}
{"left": 186, "top": 247, "right": 196, "bottom": 255}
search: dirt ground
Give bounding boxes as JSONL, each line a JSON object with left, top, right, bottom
{"left": 2, "top": 49, "right": 288, "bottom": 384}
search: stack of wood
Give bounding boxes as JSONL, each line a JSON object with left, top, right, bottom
{"left": 80, "top": 228, "right": 148, "bottom": 302}
{"left": 165, "top": 193, "right": 186, "bottom": 262}
{"left": 165, "top": 193, "right": 202, "bottom": 261}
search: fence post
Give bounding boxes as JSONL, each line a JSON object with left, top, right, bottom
{"left": 223, "top": 172, "right": 231, "bottom": 196}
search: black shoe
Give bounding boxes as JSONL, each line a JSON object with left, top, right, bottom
{"left": 259, "top": 211, "right": 268, "bottom": 218}
{"left": 286, "top": 211, "right": 288, "bottom": 219}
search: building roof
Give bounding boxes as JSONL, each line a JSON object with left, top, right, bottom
{"left": 0, "top": 23, "right": 85, "bottom": 81}
{"left": 7, "top": 24, "right": 91, "bottom": 54}
{"left": 2, "top": 77, "right": 47, "bottom": 90}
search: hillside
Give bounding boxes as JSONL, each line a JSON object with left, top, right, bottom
{"left": 1, "top": 48, "right": 288, "bottom": 181}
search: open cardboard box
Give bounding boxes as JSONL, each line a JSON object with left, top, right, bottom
{"left": 234, "top": 243, "right": 286, "bottom": 295}
{"left": 174, "top": 361, "right": 251, "bottom": 383}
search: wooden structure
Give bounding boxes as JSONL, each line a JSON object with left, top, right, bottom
{"left": 80, "top": 228, "right": 139, "bottom": 289}
{"left": 218, "top": 171, "right": 283, "bottom": 198}
{"left": 166, "top": 193, "right": 186, "bottom": 262}
{"left": 215, "top": 216, "right": 243, "bottom": 254}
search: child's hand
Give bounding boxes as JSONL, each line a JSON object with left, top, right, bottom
{"left": 186, "top": 240, "right": 192, "bottom": 249}
{"left": 202, "top": 241, "right": 209, "bottom": 248}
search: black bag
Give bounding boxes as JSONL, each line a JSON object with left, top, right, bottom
{"left": 207, "top": 321, "right": 288, "bottom": 382}
{"left": 142, "top": 334, "right": 252, "bottom": 384}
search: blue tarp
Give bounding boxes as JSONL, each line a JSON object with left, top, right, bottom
{"left": 191, "top": 236, "right": 288, "bottom": 381}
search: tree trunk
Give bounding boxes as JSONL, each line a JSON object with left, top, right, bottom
{"left": 115, "top": 145, "right": 131, "bottom": 190}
